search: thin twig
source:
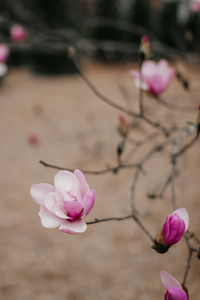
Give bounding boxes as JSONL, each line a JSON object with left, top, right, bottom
{"left": 157, "top": 97, "right": 196, "bottom": 113}
{"left": 87, "top": 214, "right": 154, "bottom": 242}
{"left": 182, "top": 235, "right": 197, "bottom": 286}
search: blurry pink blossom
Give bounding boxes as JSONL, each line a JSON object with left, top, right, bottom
{"left": 163, "top": 208, "right": 189, "bottom": 246}
{"left": 160, "top": 271, "right": 188, "bottom": 300}
{"left": 10, "top": 24, "right": 28, "bottom": 42}
{"left": 130, "top": 60, "right": 174, "bottom": 96}
{"left": 0, "top": 44, "right": 9, "bottom": 63}
{"left": 27, "top": 133, "right": 39, "bottom": 145}
{"left": 30, "top": 170, "right": 95, "bottom": 234}
{"left": 190, "top": 0, "right": 200, "bottom": 12}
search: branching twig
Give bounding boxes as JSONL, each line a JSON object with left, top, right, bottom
{"left": 87, "top": 214, "right": 154, "bottom": 242}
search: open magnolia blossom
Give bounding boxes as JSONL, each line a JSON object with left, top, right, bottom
{"left": 30, "top": 170, "right": 95, "bottom": 234}
{"left": 160, "top": 270, "right": 188, "bottom": 300}
{"left": 190, "top": 0, "right": 200, "bottom": 12}
{"left": 0, "top": 44, "right": 9, "bottom": 63}
{"left": 130, "top": 59, "right": 174, "bottom": 96}
{"left": 153, "top": 208, "right": 189, "bottom": 253}
{"left": 10, "top": 24, "right": 28, "bottom": 42}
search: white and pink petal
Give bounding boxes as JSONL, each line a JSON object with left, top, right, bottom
{"left": 74, "top": 169, "right": 90, "bottom": 199}
{"left": 160, "top": 270, "right": 182, "bottom": 290}
{"left": 38, "top": 204, "right": 64, "bottom": 228}
{"left": 30, "top": 183, "right": 55, "bottom": 205}
{"left": 54, "top": 170, "right": 79, "bottom": 193}
{"left": 63, "top": 200, "right": 84, "bottom": 220}
{"left": 83, "top": 190, "right": 95, "bottom": 217}
{"left": 172, "top": 208, "right": 189, "bottom": 232}
{"left": 59, "top": 219, "right": 87, "bottom": 234}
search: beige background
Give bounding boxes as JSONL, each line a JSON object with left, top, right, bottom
{"left": 0, "top": 62, "right": 200, "bottom": 299}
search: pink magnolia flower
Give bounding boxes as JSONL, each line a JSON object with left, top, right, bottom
{"left": 160, "top": 271, "right": 189, "bottom": 300}
{"left": 163, "top": 208, "right": 189, "bottom": 246}
{"left": 130, "top": 60, "right": 174, "bottom": 96}
{"left": 0, "top": 44, "right": 9, "bottom": 63}
{"left": 30, "top": 170, "right": 95, "bottom": 234}
{"left": 10, "top": 24, "right": 28, "bottom": 42}
{"left": 190, "top": 0, "right": 200, "bottom": 12}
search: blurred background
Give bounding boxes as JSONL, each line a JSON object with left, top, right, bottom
{"left": 0, "top": 1, "right": 200, "bottom": 300}
{"left": 0, "top": 0, "right": 200, "bottom": 73}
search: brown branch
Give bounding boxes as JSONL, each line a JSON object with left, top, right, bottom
{"left": 157, "top": 97, "right": 196, "bottom": 113}
{"left": 87, "top": 214, "right": 154, "bottom": 242}
{"left": 182, "top": 234, "right": 197, "bottom": 286}
{"left": 39, "top": 160, "right": 139, "bottom": 175}
{"left": 172, "top": 134, "right": 198, "bottom": 160}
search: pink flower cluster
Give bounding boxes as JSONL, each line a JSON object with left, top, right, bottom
{"left": 30, "top": 170, "right": 95, "bottom": 234}
{"left": 130, "top": 60, "right": 174, "bottom": 96}
{"left": 161, "top": 271, "right": 188, "bottom": 300}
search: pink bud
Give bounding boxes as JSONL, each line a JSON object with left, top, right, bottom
{"left": 119, "top": 115, "right": 125, "bottom": 124}
{"left": 163, "top": 208, "right": 189, "bottom": 246}
{"left": 142, "top": 35, "right": 149, "bottom": 43}
{"left": 27, "top": 133, "right": 39, "bottom": 145}
{"left": 161, "top": 271, "right": 189, "bottom": 300}
{"left": 10, "top": 25, "right": 28, "bottom": 42}
{"left": 118, "top": 115, "right": 128, "bottom": 135}
{"left": 0, "top": 44, "right": 9, "bottom": 63}
{"left": 198, "top": 104, "right": 200, "bottom": 111}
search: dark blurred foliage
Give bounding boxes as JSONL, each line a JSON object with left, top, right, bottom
{"left": 1, "top": 0, "right": 200, "bottom": 72}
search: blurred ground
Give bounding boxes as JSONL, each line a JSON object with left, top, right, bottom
{"left": 0, "top": 61, "right": 200, "bottom": 300}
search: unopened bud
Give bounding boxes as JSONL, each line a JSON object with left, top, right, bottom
{"left": 138, "top": 35, "right": 150, "bottom": 62}
{"left": 118, "top": 115, "right": 128, "bottom": 136}
{"left": 152, "top": 208, "right": 188, "bottom": 254}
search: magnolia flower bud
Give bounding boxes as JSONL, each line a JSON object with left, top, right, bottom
{"left": 138, "top": 35, "right": 150, "bottom": 62}
{"left": 161, "top": 271, "right": 189, "bottom": 300}
{"left": 152, "top": 208, "right": 189, "bottom": 254}
{"left": 118, "top": 115, "right": 128, "bottom": 136}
